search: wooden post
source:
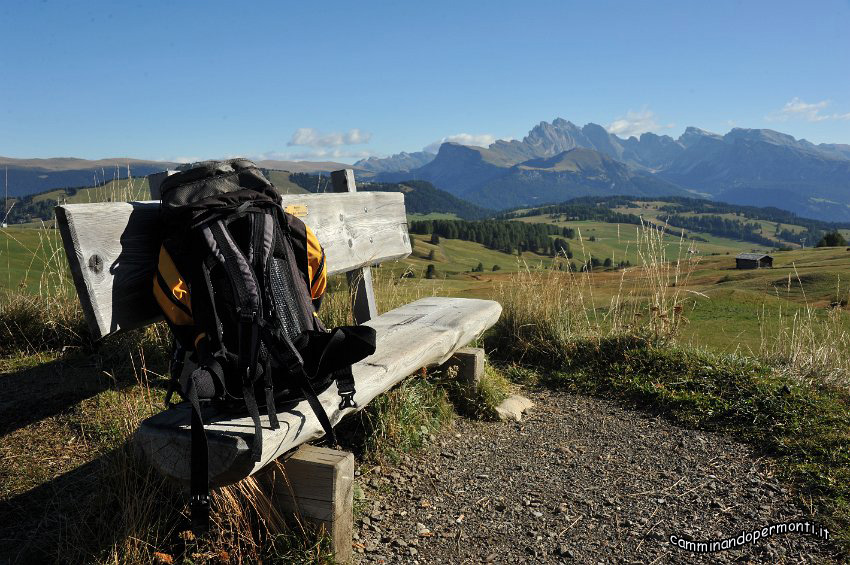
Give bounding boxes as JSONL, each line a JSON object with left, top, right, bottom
{"left": 267, "top": 445, "right": 354, "bottom": 563}
{"left": 147, "top": 170, "right": 178, "bottom": 199}
{"left": 331, "top": 169, "right": 378, "bottom": 324}
{"left": 442, "top": 347, "right": 485, "bottom": 389}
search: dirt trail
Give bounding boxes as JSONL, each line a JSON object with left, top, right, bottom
{"left": 352, "top": 389, "right": 840, "bottom": 564}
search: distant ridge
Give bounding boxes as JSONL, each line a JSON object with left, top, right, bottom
{"left": 0, "top": 156, "right": 177, "bottom": 197}
{"left": 0, "top": 156, "right": 360, "bottom": 197}
{"left": 354, "top": 151, "right": 435, "bottom": 173}
{"left": 372, "top": 118, "right": 850, "bottom": 221}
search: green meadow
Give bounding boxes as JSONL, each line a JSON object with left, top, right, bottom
{"left": 7, "top": 217, "right": 849, "bottom": 358}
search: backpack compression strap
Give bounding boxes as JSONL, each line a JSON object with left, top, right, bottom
{"left": 185, "top": 365, "right": 219, "bottom": 535}
{"left": 258, "top": 321, "right": 338, "bottom": 444}
{"left": 199, "top": 218, "right": 266, "bottom": 462}
{"left": 248, "top": 211, "right": 281, "bottom": 430}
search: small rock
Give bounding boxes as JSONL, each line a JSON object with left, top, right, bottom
{"left": 495, "top": 395, "right": 535, "bottom": 422}
{"left": 556, "top": 544, "right": 573, "bottom": 557}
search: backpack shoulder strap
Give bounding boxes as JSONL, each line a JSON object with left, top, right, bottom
{"left": 196, "top": 217, "right": 266, "bottom": 461}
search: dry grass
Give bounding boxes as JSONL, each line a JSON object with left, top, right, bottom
{"left": 493, "top": 221, "right": 701, "bottom": 364}
{"left": 0, "top": 292, "right": 88, "bottom": 355}
{"left": 1, "top": 217, "right": 84, "bottom": 356}
{"left": 495, "top": 221, "right": 850, "bottom": 395}
{"left": 759, "top": 267, "right": 850, "bottom": 390}
{"left": 1, "top": 328, "right": 336, "bottom": 564}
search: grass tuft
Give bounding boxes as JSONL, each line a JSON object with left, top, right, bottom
{"left": 0, "top": 293, "right": 89, "bottom": 356}
{"left": 348, "top": 372, "right": 455, "bottom": 464}
{"left": 433, "top": 363, "right": 512, "bottom": 420}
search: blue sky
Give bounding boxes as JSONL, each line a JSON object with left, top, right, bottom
{"left": 1, "top": 0, "right": 848, "bottom": 163}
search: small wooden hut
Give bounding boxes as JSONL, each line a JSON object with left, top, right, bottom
{"left": 735, "top": 253, "right": 773, "bottom": 269}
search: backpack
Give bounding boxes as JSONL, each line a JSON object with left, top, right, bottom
{"left": 152, "top": 159, "right": 376, "bottom": 532}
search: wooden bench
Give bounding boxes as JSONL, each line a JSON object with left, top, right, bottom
{"left": 56, "top": 169, "right": 501, "bottom": 561}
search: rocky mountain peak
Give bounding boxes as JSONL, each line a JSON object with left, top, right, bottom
{"left": 678, "top": 126, "right": 723, "bottom": 148}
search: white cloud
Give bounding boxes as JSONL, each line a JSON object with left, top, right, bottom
{"left": 257, "top": 148, "right": 377, "bottom": 161}
{"left": 767, "top": 97, "right": 850, "bottom": 122}
{"left": 606, "top": 109, "right": 673, "bottom": 138}
{"left": 287, "top": 128, "right": 372, "bottom": 147}
{"left": 170, "top": 156, "right": 205, "bottom": 164}
{"left": 423, "top": 133, "right": 499, "bottom": 153}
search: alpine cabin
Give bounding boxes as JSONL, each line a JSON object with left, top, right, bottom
{"left": 735, "top": 253, "right": 773, "bottom": 269}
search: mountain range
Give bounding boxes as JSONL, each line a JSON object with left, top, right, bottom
{"left": 357, "top": 119, "right": 850, "bottom": 221}
{"left": 4, "top": 118, "right": 850, "bottom": 222}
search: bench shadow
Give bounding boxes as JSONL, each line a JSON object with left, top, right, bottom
{"left": 0, "top": 445, "right": 145, "bottom": 564}
{"left": 0, "top": 358, "right": 117, "bottom": 437}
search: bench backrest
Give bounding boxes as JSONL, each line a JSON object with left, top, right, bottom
{"left": 55, "top": 169, "right": 411, "bottom": 340}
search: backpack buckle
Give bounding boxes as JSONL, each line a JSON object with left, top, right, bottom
{"left": 338, "top": 391, "right": 357, "bottom": 410}
{"left": 189, "top": 493, "right": 210, "bottom": 534}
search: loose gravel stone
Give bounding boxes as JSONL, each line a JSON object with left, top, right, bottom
{"left": 354, "top": 389, "right": 840, "bottom": 563}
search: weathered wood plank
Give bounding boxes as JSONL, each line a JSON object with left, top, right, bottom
{"left": 55, "top": 192, "right": 411, "bottom": 340}
{"left": 55, "top": 202, "right": 164, "bottom": 337}
{"left": 134, "top": 296, "right": 502, "bottom": 486}
{"left": 262, "top": 445, "right": 354, "bottom": 564}
{"left": 332, "top": 169, "right": 378, "bottom": 324}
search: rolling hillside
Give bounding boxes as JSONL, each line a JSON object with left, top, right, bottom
{"left": 0, "top": 157, "right": 173, "bottom": 198}
{"left": 288, "top": 173, "right": 493, "bottom": 220}
{"left": 0, "top": 156, "right": 359, "bottom": 199}
{"left": 4, "top": 170, "right": 309, "bottom": 225}
{"left": 502, "top": 195, "right": 850, "bottom": 249}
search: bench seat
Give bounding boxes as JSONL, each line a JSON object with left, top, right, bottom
{"left": 135, "top": 296, "right": 502, "bottom": 487}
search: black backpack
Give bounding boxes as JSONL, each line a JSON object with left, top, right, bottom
{"left": 152, "top": 159, "right": 376, "bottom": 532}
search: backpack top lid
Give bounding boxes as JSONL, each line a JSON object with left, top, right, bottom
{"left": 160, "top": 158, "right": 281, "bottom": 211}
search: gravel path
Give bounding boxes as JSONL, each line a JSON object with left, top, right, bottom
{"left": 352, "top": 389, "right": 840, "bottom": 564}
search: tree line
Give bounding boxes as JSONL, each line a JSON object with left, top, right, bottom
{"left": 409, "top": 219, "right": 573, "bottom": 255}
{"left": 664, "top": 214, "right": 779, "bottom": 247}
{"left": 497, "top": 199, "right": 644, "bottom": 226}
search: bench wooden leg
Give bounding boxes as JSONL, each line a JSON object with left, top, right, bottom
{"left": 267, "top": 445, "right": 354, "bottom": 564}
{"left": 443, "top": 346, "right": 485, "bottom": 389}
